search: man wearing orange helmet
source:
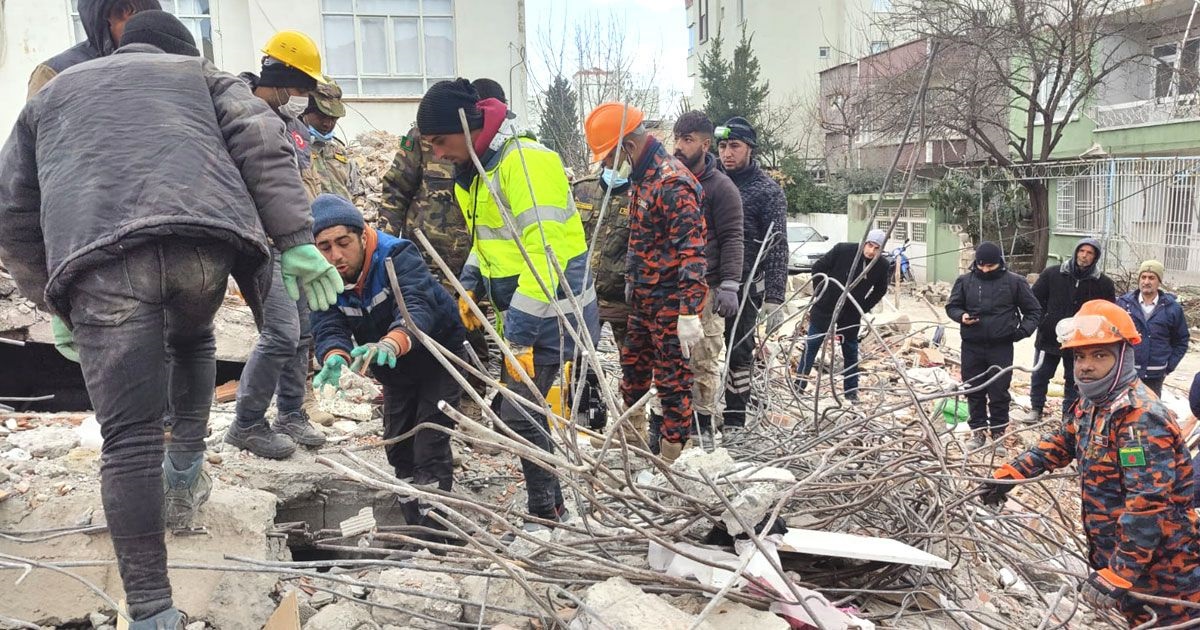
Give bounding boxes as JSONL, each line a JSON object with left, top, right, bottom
{"left": 980, "top": 300, "right": 1200, "bottom": 627}
{"left": 583, "top": 102, "right": 707, "bottom": 463}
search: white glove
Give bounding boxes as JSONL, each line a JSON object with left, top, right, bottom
{"left": 763, "top": 300, "right": 785, "bottom": 333}
{"left": 677, "top": 314, "right": 703, "bottom": 359}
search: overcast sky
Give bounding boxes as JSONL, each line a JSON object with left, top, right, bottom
{"left": 523, "top": 0, "right": 691, "bottom": 113}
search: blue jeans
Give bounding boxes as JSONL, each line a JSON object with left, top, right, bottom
{"left": 797, "top": 313, "right": 860, "bottom": 397}
{"left": 234, "top": 254, "right": 310, "bottom": 427}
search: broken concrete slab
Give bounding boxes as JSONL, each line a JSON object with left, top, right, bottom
{"left": 304, "top": 600, "right": 382, "bottom": 630}
{"left": 460, "top": 574, "right": 538, "bottom": 628}
{"left": 778, "top": 528, "right": 951, "bottom": 570}
{"left": 569, "top": 577, "right": 695, "bottom": 630}
{"left": 699, "top": 601, "right": 789, "bottom": 630}
{"left": 370, "top": 568, "right": 462, "bottom": 628}
{"left": 7, "top": 425, "right": 80, "bottom": 458}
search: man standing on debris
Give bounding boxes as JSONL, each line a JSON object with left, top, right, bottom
{"left": 980, "top": 300, "right": 1200, "bottom": 627}
{"left": 945, "top": 242, "right": 1042, "bottom": 450}
{"left": 303, "top": 80, "right": 365, "bottom": 203}
{"left": 672, "top": 111, "right": 744, "bottom": 446}
{"left": 418, "top": 78, "right": 598, "bottom": 527}
{"left": 1116, "top": 260, "right": 1189, "bottom": 397}
{"left": 1026, "top": 238, "right": 1117, "bottom": 422}
{"left": 308, "top": 195, "right": 464, "bottom": 538}
{"left": 0, "top": 13, "right": 341, "bottom": 627}
{"left": 584, "top": 103, "right": 707, "bottom": 461}
{"left": 795, "top": 230, "right": 891, "bottom": 402}
{"left": 224, "top": 30, "right": 333, "bottom": 460}
{"left": 27, "top": 0, "right": 161, "bottom": 98}
{"left": 718, "top": 117, "right": 788, "bottom": 432}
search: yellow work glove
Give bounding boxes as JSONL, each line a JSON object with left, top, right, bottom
{"left": 505, "top": 344, "right": 535, "bottom": 380}
{"left": 458, "top": 290, "right": 483, "bottom": 331}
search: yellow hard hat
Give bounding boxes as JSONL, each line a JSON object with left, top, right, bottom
{"left": 261, "top": 31, "right": 324, "bottom": 83}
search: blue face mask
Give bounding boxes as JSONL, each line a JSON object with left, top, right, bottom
{"left": 601, "top": 167, "right": 629, "bottom": 189}
{"left": 309, "top": 126, "right": 336, "bottom": 143}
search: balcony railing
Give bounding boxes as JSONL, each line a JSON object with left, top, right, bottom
{"left": 1095, "top": 95, "right": 1200, "bottom": 129}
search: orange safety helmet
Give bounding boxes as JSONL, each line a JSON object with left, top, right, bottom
{"left": 584, "top": 102, "right": 645, "bottom": 163}
{"left": 1057, "top": 299, "right": 1141, "bottom": 349}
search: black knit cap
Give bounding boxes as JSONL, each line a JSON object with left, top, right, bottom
{"left": 722, "top": 116, "right": 758, "bottom": 147}
{"left": 417, "top": 78, "right": 483, "bottom": 135}
{"left": 119, "top": 10, "right": 200, "bottom": 57}
{"left": 975, "top": 241, "right": 1004, "bottom": 266}
{"left": 259, "top": 56, "right": 317, "bottom": 90}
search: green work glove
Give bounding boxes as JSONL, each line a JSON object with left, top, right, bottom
{"left": 350, "top": 338, "right": 403, "bottom": 371}
{"left": 279, "top": 244, "right": 343, "bottom": 312}
{"left": 313, "top": 354, "right": 348, "bottom": 390}
{"left": 50, "top": 316, "right": 80, "bottom": 363}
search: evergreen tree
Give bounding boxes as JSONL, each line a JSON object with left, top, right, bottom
{"left": 698, "top": 27, "right": 770, "bottom": 135}
{"left": 538, "top": 75, "right": 585, "bottom": 170}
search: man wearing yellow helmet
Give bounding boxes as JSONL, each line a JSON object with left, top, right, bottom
{"left": 979, "top": 300, "right": 1200, "bottom": 627}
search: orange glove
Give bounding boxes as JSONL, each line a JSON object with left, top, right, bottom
{"left": 458, "top": 290, "right": 483, "bottom": 331}
{"left": 505, "top": 344, "right": 535, "bottom": 380}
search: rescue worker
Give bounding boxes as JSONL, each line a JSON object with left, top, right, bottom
{"left": 417, "top": 78, "right": 598, "bottom": 528}
{"left": 718, "top": 117, "right": 788, "bottom": 433}
{"left": 0, "top": 13, "right": 340, "bottom": 627}
{"left": 1026, "top": 238, "right": 1117, "bottom": 422}
{"left": 980, "top": 300, "right": 1200, "bottom": 627}
{"left": 308, "top": 195, "right": 464, "bottom": 541}
{"left": 945, "top": 242, "right": 1041, "bottom": 450}
{"left": 27, "top": 0, "right": 161, "bottom": 98}
{"left": 224, "top": 30, "right": 331, "bottom": 459}
{"left": 795, "top": 230, "right": 891, "bottom": 401}
{"left": 584, "top": 102, "right": 707, "bottom": 462}
{"left": 1116, "top": 260, "right": 1189, "bottom": 397}
{"left": 672, "top": 110, "right": 744, "bottom": 447}
{"left": 302, "top": 80, "right": 365, "bottom": 203}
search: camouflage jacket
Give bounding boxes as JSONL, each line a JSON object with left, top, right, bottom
{"left": 1007, "top": 382, "right": 1200, "bottom": 597}
{"left": 575, "top": 176, "right": 631, "bottom": 304}
{"left": 379, "top": 126, "right": 471, "bottom": 283}
{"left": 311, "top": 137, "right": 365, "bottom": 202}
{"left": 626, "top": 138, "right": 707, "bottom": 315}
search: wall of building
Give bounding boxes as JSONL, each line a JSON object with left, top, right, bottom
{"left": 0, "top": 0, "right": 526, "bottom": 142}
{"left": 845, "top": 192, "right": 964, "bottom": 284}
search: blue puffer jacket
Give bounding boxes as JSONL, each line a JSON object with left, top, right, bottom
{"left": 312, "top": 228, "right": 465, "bottom": 368}
{"left": 1117, "top": 290, "right": 1190, "bottom": 380}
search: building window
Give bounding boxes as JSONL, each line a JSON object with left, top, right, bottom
{"left": 738, "top": 0, "right": 745, "bottom": 23}
{"left": 71, "top": 0, "right": 214, "bottom": 61}
{"left": 321, "top": 0, "right": 455, "bottom": 98}
{"left": 1155, "top": 40, "right": 1200, "bottom": 98}
{"left": 910, "top": 221, "right": 927, "bottom": 243}
{"left": 1056, "top": 177, "right": 1100, "bottom": 233}
{"left": 699, "top": 0, "right": 709, "bottom": 43}
{"left": 870, "top": 40, "right": 890, "bottom": 55}
{"left": 818, "top": 46, "right": 830, "bottom": 59}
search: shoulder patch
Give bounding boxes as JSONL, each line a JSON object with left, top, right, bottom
{"left": 401, "top": 135, "right": 416, "bottom": 152}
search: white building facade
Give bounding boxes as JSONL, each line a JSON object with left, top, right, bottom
{"left": 0, "top": 0, "right": 527, "bottom": 141}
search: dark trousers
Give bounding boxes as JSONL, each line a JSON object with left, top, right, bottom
{"left": 622, "top": 286, "right": 694, "bottom": 442}
{"left": 1142, "top": 377, "right": 1165, "bottom": 397}
{"left": 69, "top": 240, "right": 235, "bottom": 618}
{"left": 499, "top": 362, "right": 564, "bottom": 518}
{"left": 373, "top": 350, "right": 463, "bottom": 527}
{"left": 1029, "top": 349, "right": 1078, "bottom": 414}
{"left": 962, "top": 342, "right": 1014, "bottom": 435}
{"left": 796, "top": 312, "right": 861, "bottom": 397}
{"left": 723, "top": 290, "right": 761, "bottom": 427}
{"left": 234, "top": 253, "right": 310, "bottom": 427}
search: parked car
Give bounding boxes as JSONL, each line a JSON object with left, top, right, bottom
{"left": 787, "top": 221, "right": 834, "bottom": 274}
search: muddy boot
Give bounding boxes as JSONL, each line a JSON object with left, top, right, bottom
{"left": 129, "top": 607, "right": 185, "bottom": 630}
{"left": 163, "top": 454, "right": 211, "bottom": 530}
{"left": 272, "top": 410, "right": 327, "bottom": 448}
{"left": 303, "top": 395, "right": 336, "bottom": 427}
{"left": 647, "top": 411, "right": 663, "bottom": 455}
{"left": 224, "top": 421, "right": 297, "bottom": 460}
{"left": 963, "top": 431, "right": 988, "bottom": 452}
{"left": 659, "top": 438, "right": 684, "bottom": 464}
{"left": 1021, "top": 408, "right": 1043, "bottom": 425}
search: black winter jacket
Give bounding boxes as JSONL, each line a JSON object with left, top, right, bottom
{"left": 695, "top": 153, "right": 744, "bottom": 287}
{"left": 726, "top": 160, "right": 788, "bottom": 304}
{"left": 0, "top": 44, "right": 314, "bottom": 325}
{"left": 810, "top": 242, "right": 890, "bottom": 329}
{"left": 1031, "top": 262, "right": 1117, "bottom": 353}
{"left": 946, "top": 265, "right": 1042, "bottom": 344}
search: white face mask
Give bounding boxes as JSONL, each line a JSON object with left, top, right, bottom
{"left": 278, "top": 91, "right": 309, "bottom": 118}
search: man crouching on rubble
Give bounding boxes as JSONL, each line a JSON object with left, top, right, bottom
{"left": 0, "top": 12, "right": 341, "bottom": 627}
{"left": 308, "top": 195, "right": 466, "bottom": 542}
{"left": 979, "top": 300, "right": 1200, "bottom": 627}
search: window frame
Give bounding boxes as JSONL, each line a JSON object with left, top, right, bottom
{"left": 699, "top": 0, "right": 709, "bottom": 44}
{"left": 320, "top": 0, "right": 457, "bottom": 99}
{"left": 818, "top": 46, "right": 831, "bottom": 59}
{"left": 69, "top": 0, "right": 216, "bottom": 62}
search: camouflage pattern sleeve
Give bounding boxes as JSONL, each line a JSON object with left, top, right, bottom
{"left": 347, "top": 156, "right": 366, "bottom": 201}
{"left": 379, "top": 130, "right": 423, "bottom": 233}
{"left": 1010, "top": 418, "right": 1078, "bottom": 479}
{"left": 665, "top": 179, "right": 708, "bottom": 316}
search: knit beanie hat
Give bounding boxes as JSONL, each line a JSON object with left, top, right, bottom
{"left": 1139, "top": 259, "right": 1165, "bottom": 281}
{"left": 417, "top": 78, "right": 483, "bottom": 135}
{"left": 721, "top": 116, "right": 758, "bottom": 147}
{"left": 975, "top": 241, "right": 1004, "bottom": 265}
{"left": 119, "top": 10, "right": 200, "bottom": 57}
{"left": 259, "top": 56, "right": 318, "bottom": 90}
{"left": 866, "top": 228, "right": 887, "bottom": 247}
{"left": 311, "top": 194, "right": 364, "bottom": 236}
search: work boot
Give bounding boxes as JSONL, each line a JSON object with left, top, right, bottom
{"left": 303, "top": 396, "right": 336, "bottom": 427}
{"left": 129, "top": 607, "right": 185, "bottom": 630}
{"left": 1022, "top": 408, "right": 1043, "bottom": 425}
{"left": 272, "top": 410, "right": 327, "bottom": 448}
{"left": 647, "top": 411, "right": 663, "bottom": 455}
{"left": 659, "top": 438, "right": 684, "bottom": 464}
{"left": 963, "top": 431, "right": 988, "bottom": 452}
{"left": 224, "top": 421, "right": 297, "bottom": 460}
{"left": 516, "top": 505, "right": 571, "bottom": 536}
{"left": 163, "top": 454, "right": 211, "bottom": 530}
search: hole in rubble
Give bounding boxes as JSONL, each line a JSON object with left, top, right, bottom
{"left": 274, "top": 479, "right": 410, "bottom": 567}
{"left": 0, "top": 342, "right": 245, "bottom": 411}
